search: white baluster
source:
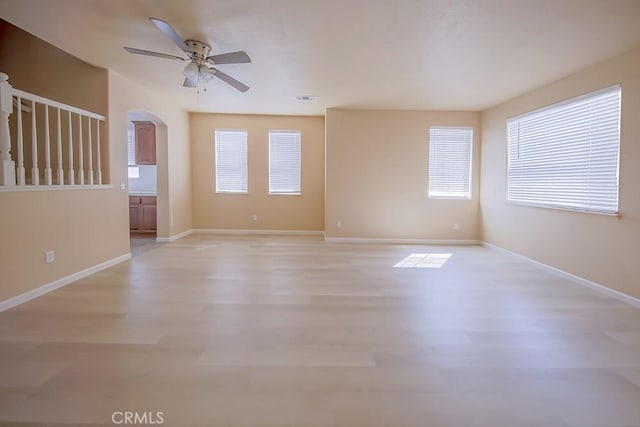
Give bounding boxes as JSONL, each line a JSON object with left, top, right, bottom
{"left": 68, "top": 111, "right": 74, "bottom": 185}
{"left": 0, "top": 72, "right": 16, "bottom": 186}
{"left": 78, "top": 114, "right": 84, "bottom": 185}
{"left": 96, "top": 120, "right": 102, "bottom": 184}
{"left": 56, "top": 108, "right": 63, "bottom": 185}
{"left": 88, "top": 117, "right": 93, "bottom": 185}
{"left": 44, "top": 105, "right": 52, "bottom": 185}
{"left": 1, "top": 73, "right": 106, "bottom": 188}
{"left": 16, "top": 95, "right": 25, "bottom": 185}
{"left": 31, "top": 100, "right": 39, "bottom": 185}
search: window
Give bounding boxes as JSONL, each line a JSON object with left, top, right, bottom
{"left": 215, "top": 129, "right": 248, "bottom": 193}
{"left": 127, "top": 125, "right": 139, "bottom": 179}
{"left": 127, "top": 126, "right": 135, "bottom": 166}
{"left": 428, "top": 127, "right": 473, "bottom": 199}
{"left": 269, "top": 130, "right": 301, "bottom": 194}
{"left": 507, "top": 85, "right": 621, "bottom": 214}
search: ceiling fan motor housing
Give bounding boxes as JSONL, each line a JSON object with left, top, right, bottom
{"left": 185, "top": 40, "right": 211, "bottom": 62}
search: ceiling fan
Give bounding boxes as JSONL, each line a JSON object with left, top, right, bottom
{"left": 124, "top": 18, "right": 250, "bottom": 92}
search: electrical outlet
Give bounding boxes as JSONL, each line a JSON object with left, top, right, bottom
{"left": 336, "top": 220, "right": 342, "bottom": 228}
{"left": 45, "top": 251, "right": 55, "bottom": 264}
{"left": 120, "top": 181, "right": 126, "bottom": 191}
{"left": 252, "top": 214, "right": 258, "bottom": 222}
{"left": 453, "top": 223, "right": 459, "bottom": 230}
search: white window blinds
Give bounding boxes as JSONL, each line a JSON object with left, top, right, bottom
{"left": 507, "top": 85, "right": 621, "bottom": 214}
{"left": 215, "top": 129, "right": 248, "bottom": 193}
{"left": 428, "top": 127, "right": 473, "bottom": 199}
{"left": 127, "top": 126, "right": 135, "bottom": 165}
{"left": 269, "top": 130, "right": 301, "bottom": 194}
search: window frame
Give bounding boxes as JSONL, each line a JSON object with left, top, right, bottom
{"left": 268, "top": 130, "right": 302, "bottom": 196}
{"left": 214, "top": 129, "right": 249, "bottom": 194}
{"left": 427, "top": 126, "right": 474, "bottom": 200}
{"left": 505, "top": 85, "right": 621, "bottom": 216}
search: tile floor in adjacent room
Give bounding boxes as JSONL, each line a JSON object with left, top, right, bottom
{"left": 1, "top": 234, "right": 640, "bottom": 426}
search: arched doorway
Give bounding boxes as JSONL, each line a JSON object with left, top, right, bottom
{"left": 126, "top": 110, "right": 169, "bottom": 254}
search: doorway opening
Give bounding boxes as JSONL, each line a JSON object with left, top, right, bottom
{"left": 126, "top": 110, "right": 163, "bottom": 255}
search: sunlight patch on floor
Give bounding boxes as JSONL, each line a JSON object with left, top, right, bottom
{"left": 393, "top": 253, "right": 452, "bottom": 268}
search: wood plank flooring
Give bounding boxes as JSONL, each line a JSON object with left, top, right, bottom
{"left": 1, "top": 234, "right": 640, "bottom": 426}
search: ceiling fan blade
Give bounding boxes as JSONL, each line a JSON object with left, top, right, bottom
{"left": 124, "top": 47, "right": 185, "bottom": 61}
{"left": 150, "top": 18, "right": 190, "bottom": 53}
{"left": 183, "top": 77, "right": 197, "bottom": 88}
{"left": 211, "top": 68, "right": 249, "bottom": 92}
{"left": 207, "top": 51, "right": 251, "bottom": 64}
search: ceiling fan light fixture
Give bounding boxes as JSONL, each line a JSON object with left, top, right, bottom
{"left": 125, "top": 18, "right": 250, "bottom": 92}
{"left": 198, "top": 64, "right": 214, "bottom": 82}
{"left": 182, "top": 61, "right": 199, "bottom": 79}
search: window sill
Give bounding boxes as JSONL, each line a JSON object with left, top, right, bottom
{"left": 427, "top": 196, "right": 473, "bottom": 201}
{"left": 215, "top": 191, "right": 248, "bottom": 195}
{"left": 505, "top": 200, "right": 621, "bottom": 218}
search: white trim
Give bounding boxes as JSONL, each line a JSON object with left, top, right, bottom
{"left": 156, "top": 229, "right": 194, "bottom": 243}
{"left": 193, "top": 228, "right": 324, "bottom": 236}
{"left": 325, "top": 237, "right": 480, "bottom": 245}
{"left": 12, "top": 88, "right": 105, "bottom": 120}
{"left": 0, "top": 253, "right": 131, "bottom": 312}
{"left": 481, "top": 241, "right": 640, "bottom": 308}
{"left": 0, "top": 185, "right": 112, "bottom": 192}
{"left": 504, "top": 200, "right": 622, "bottom": 218}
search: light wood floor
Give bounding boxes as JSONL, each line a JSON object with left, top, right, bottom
{"left": 1, "top": 235, "right": 640, "bottom": 427}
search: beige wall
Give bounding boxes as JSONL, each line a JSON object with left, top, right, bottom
{"left": 1, "top": 19, "right": 111, "bottom": 182}
{"left": 0, "top": 190, "right": 128, "bottom": 302}
{"left": 0, "top": 19, "right": 106, "bottom": 115}
{"left": 0, "top": 20, "right": 121, "bottom": 302}
{"left": 0, "top": 20, "right": 192, "bottom": 303}
{"left": 190, "top": 113, "right": 325, "bottom": 231}
{"left": 108, "top": 71, "right": 192, "bottom": 239}
{"left": 480, "top": 47, "right": 640, "bottom": 299}
{"left": 325, "top": 108, "right": 481, "bottom": 240}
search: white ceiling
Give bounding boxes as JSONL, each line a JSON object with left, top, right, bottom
{"left": 1, "top": 0, "right": 640, "bottom": 115}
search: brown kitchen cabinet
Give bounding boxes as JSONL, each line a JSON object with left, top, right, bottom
{"left": 133, "top": 121, "right": 156, "bottom": 165}
{"left": 129, "top": 195, "right": 157, "bottom": 233}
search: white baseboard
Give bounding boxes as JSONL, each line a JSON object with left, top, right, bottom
{"left": 0, "top": 253, "right": 132, "bottom": 312}
{"left": 193, "top": 228, "right": 325, "bottom": 236}
{"left": 481, "top": 241, "right": 640, "bottom": 308}
{"left": 325, "top": 237, "right": 480, "bottom": 245}
{"left": 156, "top": 229, "right": 194, "bottom": 243}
